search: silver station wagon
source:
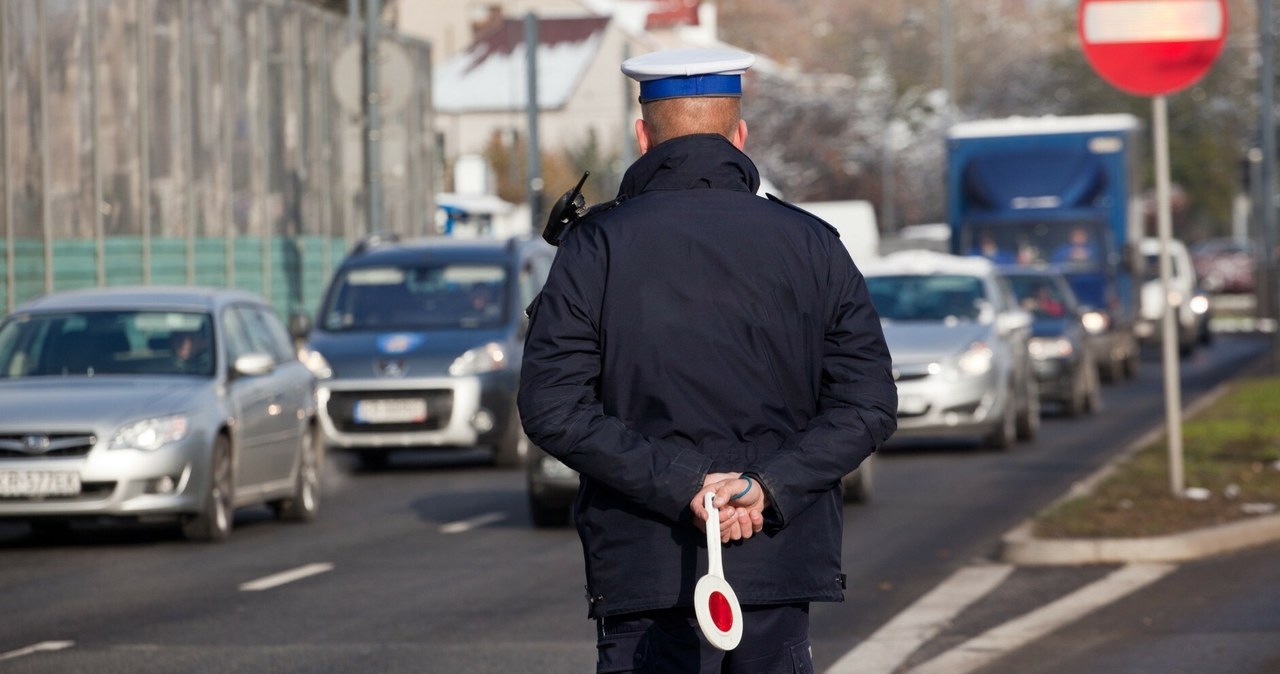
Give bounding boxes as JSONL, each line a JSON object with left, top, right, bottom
{"left": 0, "top": 287, "right": 320, "bottom": 541}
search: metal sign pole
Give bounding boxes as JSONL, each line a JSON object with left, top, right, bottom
{"left": 1153, "top": 94, "right": 1185, "bottom": 496}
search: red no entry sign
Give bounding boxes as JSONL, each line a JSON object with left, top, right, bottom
{"left": 1079, "top": 0, "right": 1228, "bottom": 96}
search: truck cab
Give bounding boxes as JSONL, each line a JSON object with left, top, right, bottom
{"left": 947, "top": 115, "right": 1143, "bottom": 383}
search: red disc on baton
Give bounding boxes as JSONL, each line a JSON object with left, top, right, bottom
{"left": 694, "top": 492, "right": 743, "bottom": 651}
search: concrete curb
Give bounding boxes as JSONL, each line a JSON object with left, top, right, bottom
{"left": 999, "top": 366, "right": 1280, "bottom": 566}
{"left": 1000, "top": 515, "right": 1280, "bottom": 565}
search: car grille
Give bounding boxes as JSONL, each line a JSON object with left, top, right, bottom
{"left": 0, "top": 433, "right": 97, "bottom": 459}
{"left": 326, "top": 389, "right": 454, "bottom": 433}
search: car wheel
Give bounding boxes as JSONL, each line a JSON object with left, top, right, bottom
{"left": 1065, "top": 368, "right": 1089, "bottom": 417}
{"left": 274, "top": 425, "right": 323, "bottom": 523}
{"left": 494, "top": 412, "right": 528, "bottom": 468}
{"left": 841, "top": 457, "right": 874, "bottom": 504}
{"left": 1122, "top": 344, "right": 1139, "bottom": 379}
{"left": 356, "top": 449, "right": 390, "bottom": 470}
{"left": 528, "top": 491, "right": 571, "bottom": 528}
{"left": 1101, "top": 351, "right": 1125, "bottom": 384}
{"left": 1015, "top": 378, "right": 1039, "bottom": 441}
{"left": 183, "top": 435, "right": 234, "bottom": 542}
{"left": 986, "top": 401, "right": 1017, "bottom": 450}
{"left": 1085, "top": 365, "right": 1103, "bottom": 413}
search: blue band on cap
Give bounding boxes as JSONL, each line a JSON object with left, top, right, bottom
{"left": 639, "top": 74, "right": 742, "bottom": 102}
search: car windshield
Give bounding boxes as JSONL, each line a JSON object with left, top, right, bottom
{"left": 867, "top": 275, "right": 989, "bottom": 323}
{"left": 0, "top": 310, "right": 215, "bottom": 378}
{"left": 1005, "top": 275, "right": 1071, "bottom": 319}
{"left": 965, "top": 220, "right": 1107, "bottom": 270}
{"left": 321, "top": 263, "right": 509, "bottom": 331}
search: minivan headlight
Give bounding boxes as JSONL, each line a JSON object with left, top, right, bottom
{"left": 449, "top": 342, "right": 508, "bottom": 376}
{"left": 111, "top": 414, "right": 189, "bottom": 451}
{"left": 1081, "top": 311, "right": 1109, "bottom": 334}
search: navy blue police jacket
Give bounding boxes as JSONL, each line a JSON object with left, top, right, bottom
{"left": 518, "top": 133, "right": 897, "bottom": 619}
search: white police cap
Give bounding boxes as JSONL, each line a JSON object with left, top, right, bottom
{"left": 621, "top": 47, "right": 755, "bottom": 103}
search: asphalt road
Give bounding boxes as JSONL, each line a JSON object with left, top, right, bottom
{"left": 0, "top": 333, "right": 1275, "bottom": 673}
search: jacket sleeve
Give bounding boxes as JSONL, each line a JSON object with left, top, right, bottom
{"left": 518, "top": 224, "right": 712, "bottom": 523}
{"left": 749, "top": 248, "right": 897, "bottom": 530}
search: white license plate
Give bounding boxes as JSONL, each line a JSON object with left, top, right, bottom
{"left": 0, "top": 470, "right": 82, "bottom": 497}
{"left": 354, "top": 399, "right": 427, "bottom": 424}
{"left": 897, "top": 395, "right": 929, "bottom": 415}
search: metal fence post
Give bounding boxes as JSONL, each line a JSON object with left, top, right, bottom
{"left": 38, "top": 0, "right": 51, "bottom": 293}
{"left": 138, "top": 0, "right": 152, "bottom": 285}
{"left": 2, "top": 2, "right": 13, "bottom": 313}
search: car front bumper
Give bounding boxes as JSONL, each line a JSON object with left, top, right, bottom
{"left": 0, "top": 438, "right": 206, "bottom": 519}
{"left": 316, "top": 371, "right": 518, "bottom": 451}
{"left": 892, "top": 368, "right": 1008, "bottom": 440}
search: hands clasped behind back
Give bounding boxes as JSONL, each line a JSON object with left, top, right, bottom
{"left": 690, "top": 472, "right": 766, "bottom": 544}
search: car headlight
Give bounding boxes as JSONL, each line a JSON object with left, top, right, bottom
{"left": 298, "top": 346, "right": 333, "bottom": 379}
{"left": 1029, "top": 337, "right": 1073, "bottom": 360}
{"left": 1081, "top": 311, "right": 1109, "bottom": 334}
{"left": 955, "top": 342, "right": 994, "bottom": 377}
{"left": 1189, "top": 295, "right": 1210, "bottom": 315}
{"left": 110, "top": 414, "right": 190, "bottom": 452}
{"left": 449, "top": 342, "right": 508, "bottom": 376}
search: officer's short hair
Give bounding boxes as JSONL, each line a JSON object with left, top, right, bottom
{"left": 640, "top": 96, "right": 741, "bottom": 146}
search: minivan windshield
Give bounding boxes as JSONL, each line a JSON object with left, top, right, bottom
{"left": 321, "top": 263, "right": 509, "bottom": 331}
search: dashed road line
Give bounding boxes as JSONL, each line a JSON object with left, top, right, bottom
{"left": 440, "top": 511, "right": 507, "bottom": 534}
{"left": 239, "top": 562, "right": 334, "bottom": 592}
{"left": 0, "top": 641, "right": 75, "bottom": 661}
{"left": 826, "top": 564, "right": 1014, "bottom": 674}
{"left": 910, "top": 563, "right": 1176, "bottom": 674}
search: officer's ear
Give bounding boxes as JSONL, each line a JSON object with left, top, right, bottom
{"left": 730, "top": 119, "right": 748, "bottom": 151}
{"left": 635, "top": 118, "right": 652, "bottom": 155}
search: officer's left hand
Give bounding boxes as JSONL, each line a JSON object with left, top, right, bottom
{"left": 690, "top": 475, "right": 766, "bottom": 544}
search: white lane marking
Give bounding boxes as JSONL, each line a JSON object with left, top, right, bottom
{"left": 440, "top": 511, "right": 507, "bottom": 534}
{"left": 239, "top": 562, "right": 334, "bottom": 592}
{"left": 0, "top": 641, "right": 75, "bottom": 661}
{"left": 911, "top": 563, "right": 1176, "bottom": 674}
{"left": 825, "top": 564, "right": 1014, "bottom": 674}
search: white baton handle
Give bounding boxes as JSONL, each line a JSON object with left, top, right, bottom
{"left": 704, "top": 492, "right": 723, "bottom": 578}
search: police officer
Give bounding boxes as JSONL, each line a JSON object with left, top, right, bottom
{"left": 518, "top": 47, "right": 897, "bottom": 673}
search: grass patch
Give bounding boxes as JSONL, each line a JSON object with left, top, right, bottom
{"left": 1033, "top": 375, "right": 1280, "bottom": 539}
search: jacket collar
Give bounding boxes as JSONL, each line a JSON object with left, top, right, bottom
{"left": 617, "top": 134, "right": 762, "bottom": 199}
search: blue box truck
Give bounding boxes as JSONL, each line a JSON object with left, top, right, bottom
{"left": 947, "top": 114, "right": 1143, "bottom": 382}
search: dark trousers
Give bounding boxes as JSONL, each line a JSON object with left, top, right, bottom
{"left": 594, "top": 603, "right": 813, "bottom": 674}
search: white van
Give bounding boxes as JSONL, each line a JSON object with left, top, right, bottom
{"left": 1135, "top": 237, "right": 1211, "bottom": 355}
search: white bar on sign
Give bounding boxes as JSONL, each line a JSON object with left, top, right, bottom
{"left": 1083, "top": 1, "right": 1223, "bottom": 44}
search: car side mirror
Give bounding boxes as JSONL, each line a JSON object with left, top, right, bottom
{"left": 288, "top": 312, "right": 312, "bottom": 341}
{"left": 233, "top": 353, "right": 276, "bottom": 378}
{"left": 996, "top": 309, "right": 1032, "bottom": 335}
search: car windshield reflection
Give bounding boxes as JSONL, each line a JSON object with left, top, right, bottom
{"left": 0, "top": 310, "right": 216, "bottom": 378}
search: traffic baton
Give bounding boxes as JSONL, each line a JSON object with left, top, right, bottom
{"left": 694, "top": 491, "right": 743, "bottom": 651}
